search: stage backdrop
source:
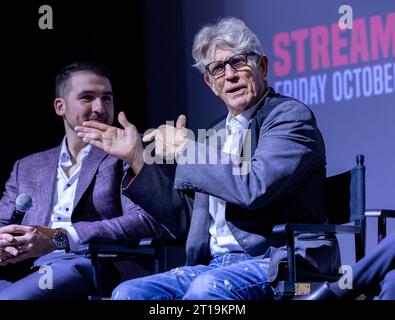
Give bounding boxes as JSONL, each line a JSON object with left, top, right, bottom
{"left": 171, "top": 0, "right": 395, "bottom": 263}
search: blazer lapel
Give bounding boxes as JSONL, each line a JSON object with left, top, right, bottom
{"left": 34, "top": 147, "right": 61, "bottom": 226}
{"left": 212, "top": 118, "right": 226, "bottom": 131}
{"left": 186, "top": 193, "right": 212, "bottom": 265}
{"left": 248, "top": 118, "right": 260, "bottom": 155}
{"left": 73, "top": 147, "right": 107, "bottom": 210}
{"left": 247, "top": 88, "right": 278, "bottom": 155}
{"left": 212, "top": 118, "right": 227, "bottom": 151}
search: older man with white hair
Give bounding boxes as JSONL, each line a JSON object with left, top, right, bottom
{"left": 77, "top": 17, "right": 340, "bottom": 300}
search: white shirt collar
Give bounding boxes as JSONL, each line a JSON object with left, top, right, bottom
{"left": 58, "top": 137, "right": 92, "bottom": 167}
{"left": 225, "top": 88, "right": 270, "bottom": 130}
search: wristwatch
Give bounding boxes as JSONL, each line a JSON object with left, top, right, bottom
{"left": 51, "top": 229, "right": 69, "bottom": 251}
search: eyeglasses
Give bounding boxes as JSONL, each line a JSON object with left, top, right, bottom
{"left": 205, "top": 52, "right": 259, "bottom": 76}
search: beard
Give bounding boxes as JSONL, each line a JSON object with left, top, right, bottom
{"left": 64, "top": 113, "right": 112, "bottom": 133}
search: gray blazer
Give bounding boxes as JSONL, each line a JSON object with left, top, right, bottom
{"left": 124, "top": 88, "right": 341, "bottom": 282}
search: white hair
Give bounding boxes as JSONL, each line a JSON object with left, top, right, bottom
{"left": 192, "top": 17, "right": 264, "bottom": 73}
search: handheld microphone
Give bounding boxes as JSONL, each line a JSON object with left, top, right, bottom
{"left": 9, "top": 194, "right": 33, "bottom": 225}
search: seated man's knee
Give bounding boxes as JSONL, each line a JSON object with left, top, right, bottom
{"left": 183, "top": 272, "right": 229, "bottom": 300}
{"left": 112, "top": 274, "right": 174, "bottom": 300}
{"left": 112, "top": 279, "right": 147, "bottom": 300}
{"left": 379, "top": 269, "right": 395, "bottom": 300}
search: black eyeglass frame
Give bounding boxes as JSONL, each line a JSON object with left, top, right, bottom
{"left": 205, "top": 52, "right": 260, "bottom": 76}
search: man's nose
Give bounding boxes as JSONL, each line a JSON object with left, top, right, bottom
{"left": 224, "top": 63, "right": 237, "bottom": 79}
{"left": 92, "top": 98, "right": 104, "bottom": 113}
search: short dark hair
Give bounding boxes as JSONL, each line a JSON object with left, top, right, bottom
{"left": 55, "top": 61, "right": 112, "bottom": 98}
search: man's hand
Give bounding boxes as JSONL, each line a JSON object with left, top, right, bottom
{"left": 0, "top": 233, "right": 18, "bottom": 266}
{"left": 0, "top": 225, "right": 57, "bottom": 265}
{"left": 142, "top": 115, "right": 188, "bottom": 159}
{"left": 75, "top": 112, "right": 145, "bottom": 174}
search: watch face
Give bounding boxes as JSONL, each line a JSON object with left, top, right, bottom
{"left": 53, "top": 230, "right": 68, "bottom": 250}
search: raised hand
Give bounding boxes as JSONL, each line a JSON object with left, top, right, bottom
{"left": 75, "top": 112, "right": 145, "bottom": 174}
{"left": 143, "top": 115, "right": 188, "bottom": 159}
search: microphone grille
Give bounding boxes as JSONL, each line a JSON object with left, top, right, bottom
{"left": 15, "top": 194, "right": 33, "bottom": 212}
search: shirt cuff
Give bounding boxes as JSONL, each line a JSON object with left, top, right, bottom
{"left": 62, "top": 225, "right": 81, "bottom": 252}
{"left": 122, "top": 168, "right": 136, "bottom": 190}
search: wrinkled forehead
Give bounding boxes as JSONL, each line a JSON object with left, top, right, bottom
{"left": 205, "top": 45, "right": 240, "bottom": 63}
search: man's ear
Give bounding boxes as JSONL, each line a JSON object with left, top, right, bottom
{"left": 259, "top": 55, "right": 269, "bottom": 79}
{"left": 204, "top": 73, "right": 219, "bottom": 96}
{"left": 54, "top": 98, "right": 65, "bottom": 116}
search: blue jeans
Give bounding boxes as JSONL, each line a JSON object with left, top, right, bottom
{"left": 0, "top": 252, "right": 94, "bottom": 300}
{"left": 112, "top": 253, "right": 273, "bottom": 300}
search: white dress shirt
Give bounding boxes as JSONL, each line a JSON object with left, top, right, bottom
{"left": 208, "top": 104, "right": 259, "bottom": 257}
{"left": 49, "top": 138, "right": 91, "bottom": 251}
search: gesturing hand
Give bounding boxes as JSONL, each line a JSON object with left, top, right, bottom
{"left": 142, "top": 114, "right": 188, "bottom": 160}
{"left": 75, "top": 112, "right": 145, "bottom": 174}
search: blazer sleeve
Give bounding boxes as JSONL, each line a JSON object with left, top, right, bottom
{"left": 72, "top": 157, "right": 169, "bottom": 246}
{"left": 122, "top": 163, "right": 191, "bottom": 240}
{"left": 0, "top": 161, "right": 19, "bottom": 226}
{"left": 72, "top": 197, "right": 165, "bottom": 246}
{"left": 174, "top": 100, "right": 325, "bottom": 209}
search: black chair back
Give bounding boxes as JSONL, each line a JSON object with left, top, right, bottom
{"left": 325, "top": 154, "right": 366, "bottom": 261}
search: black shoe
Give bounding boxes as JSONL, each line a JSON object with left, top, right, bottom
{"left": 305, "top": 282, "right": 339, "bottom": 300}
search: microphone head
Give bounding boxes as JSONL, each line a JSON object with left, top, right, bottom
{"left": 15, "top": 194, "right": 33, "bottom": 212}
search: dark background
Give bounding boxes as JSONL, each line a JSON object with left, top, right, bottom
{"left": 3, "top": 0, "right": 148, "bottom": 184}
{"left": 1, "top": 0, "right": 187, "bottom": 186}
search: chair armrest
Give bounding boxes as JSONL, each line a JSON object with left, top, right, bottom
{"left": 76, "top": 238, "right": 159, "bottom": 256}
{"left": 80, "top": 238, "right": 185, "bottom": 299}
{"left": 76, "top": 237, "right": 185, "bottom": 256}
{"left": 365, "top": 209, "right": 395, "bottom": 218}
{"left": 365, "top": 209, "right": 395, "bottom": 243}
{"left": 272, "top": 223, "right": 361, "bottom": 235}
{"left": 272, "top": 222, "right": 362, "bottom": 292}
